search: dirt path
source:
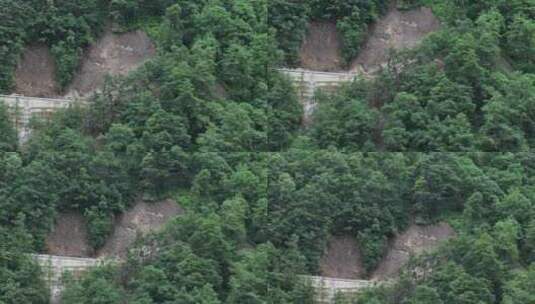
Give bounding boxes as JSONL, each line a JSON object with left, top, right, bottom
{"left": 14, "top": 45, "right": 60, "bottom": 97}
{"left": 65, "top": 29, "right": 156, "bottom": 98}
{"left": 320, "top": 235, "right": 365, "bottom": 279}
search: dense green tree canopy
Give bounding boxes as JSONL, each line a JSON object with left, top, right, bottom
{"left": 292, "top": 0, "right": 535, "bottom": 152}
{"left": 0, "top": 0, "right": 534, "bottom": 303}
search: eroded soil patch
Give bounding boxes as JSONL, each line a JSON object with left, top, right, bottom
{"left": 66, "top": 30, "right": 155, "bottom": 98}
{"left": 97, "top": 199, "right": 183, "bottom": 258}
{"left": 320, "top": 235, "right": 365, "bottom": 279}
{"left": 299, "top": 21, "right": 343, "bottom": 72}
{"left": 14, "top": 45, "right": 59, "bottom": 97}
{"left": 371, "top": 222, "right": 455, "bottom": 280}
{"left": 351, "top": 6, "right": 440, "bottom": 74}
{"left": 46, "top": 211, "right": 92, "bottom": 257}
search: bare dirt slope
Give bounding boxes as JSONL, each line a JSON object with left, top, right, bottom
{"left": 46, "top": 212, "right": 92, "bottom": 257}
{"left": 66, "top": 30, "right": 156, "bottom": 98}
{"left": 97, "top": 199, "right": 183, "bottom": 258}
{"left": 300, "top": 21, "right": 343, "bottom": 72}
{"left": 351, "top": 6, "right": 440, "bottom": 75}
{"left": 14, "top": 45, "right": 60, "bottom": 97}
{"left": 372, "top": 222, "right": 455, "bottom": 280}
{"left": 320, "top": 235, "right": 365, "bottom": 279}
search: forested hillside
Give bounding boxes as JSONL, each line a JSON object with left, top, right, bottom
{"left": 0, "top": 0, "right": 109, "bottom": 90}
{"left": 1, "top": 1, "right": 303, "bottom": 303}
{"left": 303, "top": 0, "right": 535, "bottom": 151}
{"left": 1, "top": 0, "right": 534, "bottom": 304}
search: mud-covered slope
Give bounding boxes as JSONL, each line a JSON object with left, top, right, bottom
{"left": 97, "top": 200, "right": 183, "bottom": 258}
{"left": 299, "top": 21, "right": 343, "bottom": 72}
{"left": 46, "top": 212, "right": 92, "bottom": 257}
{"left": 46, "top": 200, "right": 183, "bottom": 259}
{"left": 14, "top": 45, "right": 60, "bottom": 97}
{"left": 372, "top": 222, "right": 455, "bottom": 280}
{"left": 320, "top": 235, "right": 365, "bottom": 279}
{"left": 297, "top": 5, "right": 439, "bottom": 74}
{"left": 351, "top": 6, "right": 440, "bottom": 74}
{"left": 13, "top": 30, "right": 155, "bottom": 99}
{"left": 66, "top": 29, "right": 156, "bottom": 98}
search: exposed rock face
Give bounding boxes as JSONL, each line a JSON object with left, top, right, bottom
{"left": 40, "top": 200, "right": 181, "bottom": 303}
{"left": 14, "top": 45, "right": 59, "bottom": 97}
{"left": 300, "top": 21, "right": 343, "bottom": 72}
{"left": 351, "top": 6, "right": 440, "bottom": 75}
{"left": 66, "top": 29, "right": 156, "bottom": 98}
{"left": 46, "top": 212, "right": 92, "bottom": 257}
{"left": 320, "top": 235, "right": 365, "bottom": 279}
{"left": 371, "top": 222, "right": 455, "bottom": 280}
{"left": 351, "top": 7, "right": 440, "bottom": 73}
{"left": 297, "top": 5, "right": 439, "bottom": 75}
{"left": 97, "top": 199, "right": 183, "bottom": 258}
{"left": 289, "top": 5, "right": 439, "bottom": 126}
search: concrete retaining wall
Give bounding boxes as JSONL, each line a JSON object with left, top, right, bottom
{"left": 276, "top": 69, "right": 357, "bottom": 123}
{"left": 32, "top": 254, "right": 379, "bottom": 304}
{"left": 302, "top": 275, "right": 377, "bottom": 303}
{"left": 0, "top": 95, "right": 82, "bottom": 141}
{"left": 33, "top": 254, "right": 102, "bottom": 304}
